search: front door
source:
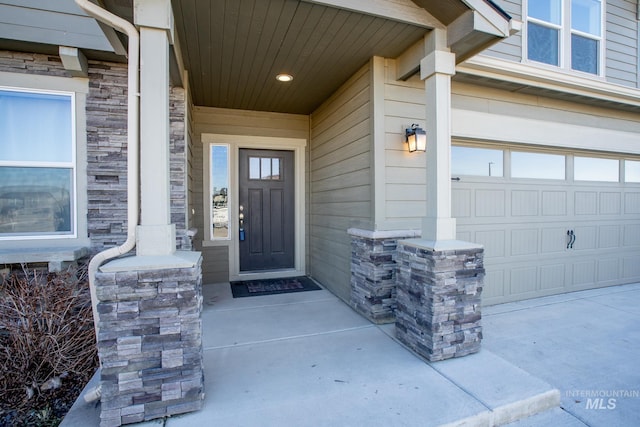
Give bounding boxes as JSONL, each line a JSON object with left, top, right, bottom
{"left": 239, "top": 149, "right": 295, "bottom": 272}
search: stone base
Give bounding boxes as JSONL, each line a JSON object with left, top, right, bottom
{"left": 95, "top": 252, "right": 204, "bottom": 426}
{"left": 395, "top": 239, "right": 484, "bottom": 362}
{"left": 348, "top": 229, "right": 420, "bottom": 324}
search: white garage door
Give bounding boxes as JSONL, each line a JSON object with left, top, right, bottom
{"left": 452, "top": 143, "right": 640, "bottom": 305}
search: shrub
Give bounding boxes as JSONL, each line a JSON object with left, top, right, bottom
{"left": 0, "top": 265, "right": 98, "bottom": 426}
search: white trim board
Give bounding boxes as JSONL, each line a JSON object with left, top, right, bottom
{"left": 201, "top": 133, "right": 307, "bottom": 282}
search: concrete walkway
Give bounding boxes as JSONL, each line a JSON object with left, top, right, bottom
{"left": 62, "top": 282, "right": 640, "bottom": 427}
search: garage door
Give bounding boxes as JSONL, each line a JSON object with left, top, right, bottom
{"left": 452, "top": 143, "right": 640, "bottom": 305}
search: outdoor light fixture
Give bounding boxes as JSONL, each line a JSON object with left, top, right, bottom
{"left": 405, "top": 124, "right": 426, "bottom": 152}
{"left": 276, "top": 73, "right": 293, "bottom": 82}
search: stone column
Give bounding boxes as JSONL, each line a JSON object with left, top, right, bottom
{"left": 395, "top": 241, "right": 484, "bottom": 362}
{"left": 94, "top": 1, "right": 204, "bottom": 425}
{"left": 348, "top": 228, "right": 420, "bottom": 324}
{"left": 95, "top": 253, "right": 204, "bottom": 425}
{"left": 394, "top": 30, "right": 485, "bottom": 361}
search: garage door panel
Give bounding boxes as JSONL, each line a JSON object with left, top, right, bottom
{"left": 572, "top": 260, "right": 596, "bottom": 286}
{"left": 511, "top": 190, "right": 538, "bottom": 216}
{"left": 575, "top": 191, "right": 597, "bottom": 215}
{"left": 600, "top": 192, "right": 621, "bottom": 215}
{"left": 599, "top": 225, "right": 620, "bottom": 248}
{"left": 598, "top": 258, "right": 620, "bottom": 282}
{"left": 540, "top": 264, "right": 565, "bottom": 290}
{"left": 623, "top": 256, "right": 640, "bottom": 279}
{"left": 511, "top": 229, "right": 538, "bottom": 256}
{"left": 510, "top": 266, "right": 537, "bottom": 295}
{"left": 475, "top": 229, "right": 505, "bottom": 258}
{"left": 541, "top": 227, "right": 567, "bottom": 253}
{"left": 457, "top": 230, "right": 472, "bottom": 242}
{"left": 452, "top": 189, "right": 471, "bottom": 217}
{"left": 573, "top": 226, "right": 597, "bottom": 250}
{"left": 623, "top": 224, "right": 640, "bottom": 247}
{"left": 542, "top": 191, "right": 567, "bottom": 216}
{"left": 483, "top": 268, "right": 505, "bottom": 300}
{"left": 475, "top": 190, "right": 505, "bottom": 217}
{"left": 624, "top": 193, "right": 640, "bottom": 214}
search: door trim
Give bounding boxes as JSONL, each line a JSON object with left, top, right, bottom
{"left": 201, "top": 133, "right": 306, "bottom": 282}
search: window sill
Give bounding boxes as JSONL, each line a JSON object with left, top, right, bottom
{"left": 0, "top": 246, "right": 90, "bottom": 271}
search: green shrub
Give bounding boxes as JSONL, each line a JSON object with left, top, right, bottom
{"left": 0, "top": 266, "right": 98, "bottom": 426}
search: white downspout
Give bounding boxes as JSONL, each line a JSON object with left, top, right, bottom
{"left": 75, "top": 0, "right": 140, "bottom": 338}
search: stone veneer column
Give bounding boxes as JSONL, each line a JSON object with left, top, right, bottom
{"left": 95, "top": 252, "right": 204, "bottom": 426}
{"left": 395, "top": 240, "right": 484, "bottom": 362}
{"left": 348, "top": 228, "right": 420, "bottom": 324}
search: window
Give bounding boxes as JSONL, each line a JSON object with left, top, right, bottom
{"left": 511, "top": 151, "right": 565, "bottom": 180}
{"left": 526, "top": 0, "right": 602, "bottom": 75}
{"left": 210, "top": 144, "right": 229, "bottom": 239}
{"left": 625, "top": 160, "right": 640, "bottom": 183}
{"left": 0, "top": 89, "right": 75, "bottom": 237}
{"left": 574, "top": 156, "right": 619, "bottom": 182}
{"left": 452, "top": 146, "right": 504, "bottom": 177}
{"left": 249, "top": 156, "right": 282, "bottom": 180}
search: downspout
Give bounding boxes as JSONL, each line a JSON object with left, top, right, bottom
{"left": 75, "top": 0, "right": 140, "bottom": 338}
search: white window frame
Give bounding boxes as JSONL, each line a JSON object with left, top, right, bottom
{"left": 208, "top": 143, "right": 231, "bottom": 241}
{"left": 523, "top": 0, "right": 604, "bottom": 77}
{"left": 0, "top": 71, "right": 89, "bottom": 247}
{"left": 201, "top": 133, "right": 307, "bottom": 282}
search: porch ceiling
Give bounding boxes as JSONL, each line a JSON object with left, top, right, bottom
{"left": 171, "top": 0, "right": 427, "bottom": 114}
{"left": 0, "top": 1, "right": 514, "bottom": 115}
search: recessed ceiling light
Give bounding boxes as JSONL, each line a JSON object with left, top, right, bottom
{"left": 276, "top": 73, "right": 293, "bottom": 82}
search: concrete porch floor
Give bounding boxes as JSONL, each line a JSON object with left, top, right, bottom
{"left": 62, "top": 281, "right": 640, "bottom": 427}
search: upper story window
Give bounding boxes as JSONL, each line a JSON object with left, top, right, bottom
{"left": 0, "top": 88, "right": 75, "bottom": 238}
{"left": 526, "top": 0, "right": 602, "bottom": 75}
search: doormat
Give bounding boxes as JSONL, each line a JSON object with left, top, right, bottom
{"left": 230, "top": 276, "right": 322, "bottom": 298}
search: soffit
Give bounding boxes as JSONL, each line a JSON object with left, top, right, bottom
{"left": 411, "top": 0, "right": 469, "bottom": 25}
{"left": 172, "top": 0, "right": 427, "bottom": 114}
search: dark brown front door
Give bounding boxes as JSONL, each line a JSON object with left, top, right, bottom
{"left": 239, "top": 149, "right": 295, "bottom": 271}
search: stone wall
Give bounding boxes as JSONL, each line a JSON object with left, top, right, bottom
{"left": 395, "top": 241, "right": 484, "bottom": 362}
{"left": 348, "top": 229, "right": 420, "bottom": 324}
{"left": 95, "top": 255, "right": 204, "bottom": 426}
{"left": 87, "top": 61, "right": 187, "bottom": 252}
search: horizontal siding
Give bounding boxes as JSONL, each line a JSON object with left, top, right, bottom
{"left": 309, "top": 62, "right": 373, "bottom": 301}
{"left": 383, "top": 61, "right": 426, "bottom": 229}
{"left": 201, "top": 246, "right": 229, "bottom": 284}
{"left": 483, "top": 0, "right": 522, "bottom": 62}
{"left": 606, "top": 0, "right": 638, "bottom": 88}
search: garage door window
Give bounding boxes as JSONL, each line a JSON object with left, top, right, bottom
{"left": 574, "top": 156, "right": 618, "bottom": 182}
{"left": 451, "top": 146, "right": 503, "bottom": 177}
{"left": 512, "top": 151, "right": 565, "bottom": 179}
{"left": 624, "top": 160, "right": 640, "bottom": 183}
{"left": 0, "top": 89, "right": 75, "bottom": 237}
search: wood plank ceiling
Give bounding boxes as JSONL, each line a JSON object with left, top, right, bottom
{"left": 172, "top": 0, "right": 427, "bottom": 114}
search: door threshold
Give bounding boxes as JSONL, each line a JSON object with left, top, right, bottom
{"left": 231, "top": 269, "right": 304, "bottom": 282}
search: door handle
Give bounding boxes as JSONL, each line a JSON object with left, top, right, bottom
{"left": 566, "top": 229, "right": 575, "bottom": 249}
{"left": 239, "top": 205, "right": 245, "bottom": 241}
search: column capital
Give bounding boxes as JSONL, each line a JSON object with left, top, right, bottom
{"left": 134, "top": 0, "right": 174, "bottom": 40}
{"left": 420, "top": 50, "right": 456, "bottom": 80}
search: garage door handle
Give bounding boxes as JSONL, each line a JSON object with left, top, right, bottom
{"left": 567, "top": 230, "right": 576, "bottom": 249}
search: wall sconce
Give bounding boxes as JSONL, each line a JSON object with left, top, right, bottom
{"left": 405, "top": 124, "right": 426, "bottom": 152}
